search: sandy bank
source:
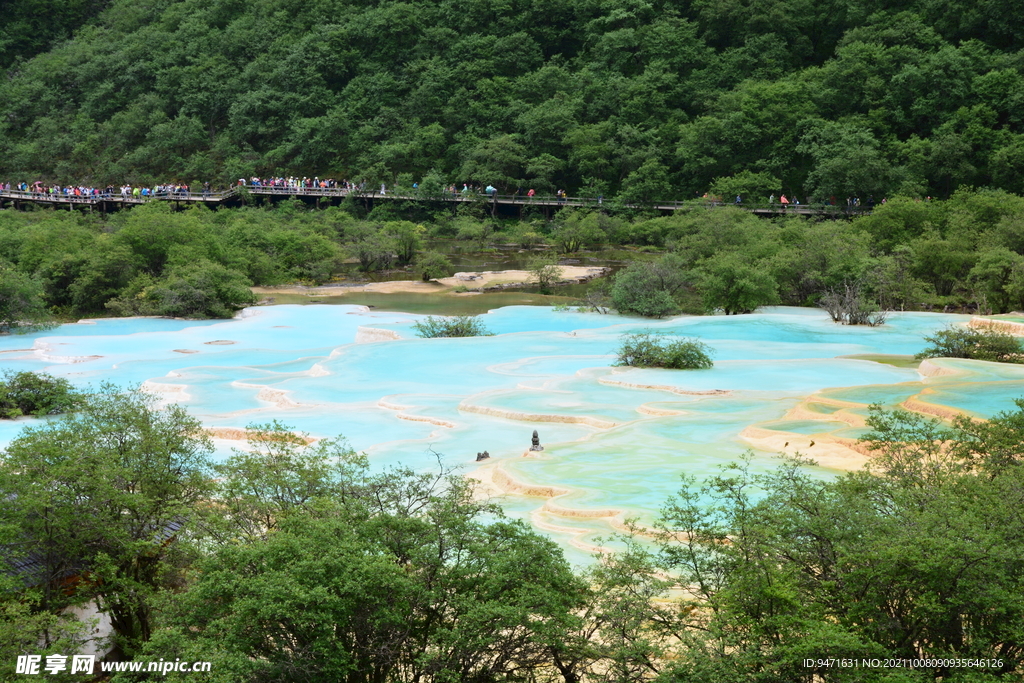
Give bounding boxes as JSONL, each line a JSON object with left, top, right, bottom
{"left": 918, "top": 359, "right": 965, "bottom": 377}
{"left": 739, "top": 426, "right": 871, "bottom": 470}
{"left": 458, "top": 400, "right": 618, "bottom": 428}
{"left": 206, "top": 426, "right": 318, "bottom": 444}
{"left": 252, "top": 266, "right": 609, "bottom": 297}
{"left": 782, "top": 401, "right": 866, "bottom": 427}
{"left": 469, "top": 463, "right": 570, "bottom": 499}
{"left": 636, "top": 404, "right": 687, "bottom": 416}
{"left": 354, "top": 326, "right": 403, "bottom": 343}
{"left": 969, "top": 316, "right": 1024, "bottom": 335}
{"left": 377, "top": 397, "right": 456, "bottom": 428}
{"left": 471, "top": 464, "right": 623, "bottom": 521}
{"left": 900, "top": 392, "right": 980, "bottom": 422}
{"left": 541, "top": 500, "right": 621, "bottom": 519}
{"left": 598, "top": 376, "right": 729, "bottom": 396}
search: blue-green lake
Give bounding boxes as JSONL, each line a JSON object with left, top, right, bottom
{"left": 2, "top": 305, "right": 1018, "bottom": 565}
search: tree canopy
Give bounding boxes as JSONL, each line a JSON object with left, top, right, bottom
{"left": 0, "top": 385, "right": 215, "bottom": 657}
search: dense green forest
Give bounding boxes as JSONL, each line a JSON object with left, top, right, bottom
{"left": 4, "top": 189, "right": 1024, "bottom": 332}
{"left": 2, "top": 387, "right": 1023, "bottom": 681}
{"left": 3, "top": 0, "right": 1024, "bottom": 200}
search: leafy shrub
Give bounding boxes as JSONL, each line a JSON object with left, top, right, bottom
{"left": 418, "top": 251, "right": 453, "bottom": 281}
{"left": 916, "top": 325, "right": 1024, "bottom": 363}
{"left": 0, "top": 371, "right": 82, "bottom": 418}
{"left": 412, "top": 315, "right": 493, "bottom": 338}
{"left": 610, "top": 256, "right": 688, "bottom": 317}
{"left": 105, "top": 260, "right": 256, "bottom": 318}
{"left": 0, "top": 264, "right": 53, "bottom": 334}
{"left": 614, "top": 332, "right": 713, "bottom": 369}
{"left": 528, "top": 256, "right": 563, "bottom": 294}
{"left": 509, "top": 224, "right": 546, "bottom": 249}
{"left": 696, "top": 253, "right": 779, "bottom": 315}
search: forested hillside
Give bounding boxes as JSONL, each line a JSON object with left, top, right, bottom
{"left": 3, "top": 0, "right": 1024, "bottom": 200}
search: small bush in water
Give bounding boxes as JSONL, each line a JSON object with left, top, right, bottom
{"left": 413, "top": 315, "right": 493, "bottom": 338}
{"left": 615, "top": 332, "right": 713, "bottom": 369}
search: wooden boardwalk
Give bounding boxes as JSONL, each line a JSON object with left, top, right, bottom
{"left": 0, "top": 186, "right": 871, "bottom": 216}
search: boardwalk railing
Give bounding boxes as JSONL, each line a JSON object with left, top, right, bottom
{"left": 0, "top": 188, "right": 238, "bottom": 205}
{"left": 0, "top": 185, "right": 873, "bottom": 215}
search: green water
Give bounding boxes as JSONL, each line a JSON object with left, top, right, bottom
{"left": 265, "top": 290, "right": 580, "bottom": 315}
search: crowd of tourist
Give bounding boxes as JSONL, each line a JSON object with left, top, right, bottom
{"left": 238, "top": 176, "right": 357, "bottom": 191}
{"left": 2, "top": 178, "right": 885, "bottom": 210}
{"left": 1, "top": 181, "right": 209, "bottom": 200}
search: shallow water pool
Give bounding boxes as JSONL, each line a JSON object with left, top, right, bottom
{"left": 2, "top": 305, "right": 1020, "bottom": 566}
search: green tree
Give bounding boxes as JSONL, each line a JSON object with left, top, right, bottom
{"left": 610, "top": 255, "right": 688, "bottom": 318}
{"left": 529, "top": 255, "right": 564, "bottom": 294}
{"left": 770, "top": 219, "right": 873, "bottom": 304}
{"left": 969, "top": 247, "right": 1024, "bottom": 313}
{"left": 509, "top": 222, "right": 547, "bottom": 249}
{"left": 415, "top": 169, "right": 449, "bottom": 199}
{"left": 991, "top": 137, "right": 1024, "bottom": 194}
{"left": 854, "top": 197, "right": 942, "bottom": 253}
{"left": 0, "top": 579, "right": 86, "bottom": 682}
{"left": 798, "top": 121, "right": 899, "bottom": 200}
{"left": 140, "top": 457, "right": 588, "bottom": 683}
{"left": 866, "top": 245, "right": 927, "bottom": 311}
{"left": 0, "top": 371, "right": 81, "bottom": 419}
{"left": 550, "top": 210, "right": 605, "bottom": 253}
{"left": 383, "top": 221, "right": 425, "bottom": 267}
{"left": 709, "top": 170, "right": 781, "bottom": 205}
{"left": 210, "top": 423, "right": 369, "bottom": 544}
{"left": 350, "top": 227, "right": 398, "bottom": 272}
{"left": 68, "top": 243, "right": 142, "bottom": 313}
{"left": 656, "top": 409, "right": 1024, "bottom": 681}
{"left": 417, "top": 250, "right": 452, "bottom": 281}
{"left": 618, "top": 159, "right": 671, "bottom": 207}
{"left": 0, "top": 386, "right": 215, "bottom": 656}
{"left": 106, "top": 259, "right": 256, "bottom": 318}
{"left": 460, "top": 135, "right": 529, "bottom": 191}
{"left": 696, "top": 253, "right": 779, "bottom": 314}
{"left": 0, "top": 263, "right": 53, "bottom": 334}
